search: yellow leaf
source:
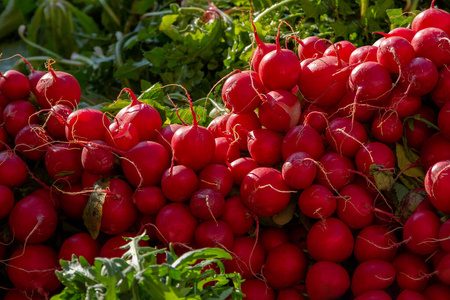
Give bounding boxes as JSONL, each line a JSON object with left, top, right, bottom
{"left": 395, "top": 143, "right": 425, "bottom": 179}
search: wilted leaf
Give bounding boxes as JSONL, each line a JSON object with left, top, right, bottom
{"left": 83, "top": 178, "right": 111, "bottom": 239}
{"left": 396, "top": 143, "right": 425, "bottom": 179}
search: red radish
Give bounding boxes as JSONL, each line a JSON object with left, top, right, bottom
{"left": 4, "top": 290, "right": 46, "bottom": 300}
{"left": 0, "top": 149, "right": 28, "bottom": 188}
{"left": 411, "top": 27, "right": 450, "bottom": 68}
{"left": 348, "top": 61, "right": 392, "bottom": 105}
{"left": 100, "top": 232, "right": 148, "bottom": 258}
{"left": 189, "top": 188, "right": 225, "bottom": 220}
{"left": 22, "top": 59, "right": 46, "bottom": 95}
{"left": 354, "top": 225, "right": 398, "bottom": 262}
{"left": 399, "top": 57, "right": 438, "bottom": 96}
{"left": 105, "top": 121, "right": 139, "bottom": 151}
{"left": 297, "top": 36, "right": 328, "bottom": 59}
{"left": 207, "top": 114, "right": 229, "bottom": 138}
{"left": 326, "top": 117, "right": 367, "bottom": 157}
{"left": 3, "top": 100, "right": 39, "bottom": 137}
{"left": 0, "top": 184, "right": 14, "bottom": 219}
{"left": 65, "top": 108, "right": 111, "bottom": 142}
{"left": 223, "top": 236, "right": 265, "bottom": 279}
{"left": 260, "top": 227, "right": 289, "bottom": 252}
{"left": 423, "top": 284, "right": 450, "bottom": 300}
{"left": 194, "top": 219, "right": 234, "bottom": 249}
{"left": 431, "top": 66, "right": 450, "bottom": 107}
{"left": 258, "top": 24, "right": 301, "bottom": 91}
{"left": 388, "top": 27, "right": 415, "bottom": 41}
{"left": 44, "top": 104, "right": 72, "bottom": 140}
{"left": 229, "top": 157, "right": 259, "bottom": 185}
{"left": 403, "top": 210, "right": 441, "bottom": 255}
{"left": 305, "top": 261, "right": 350, "bottom": 300}
{"left": 155, "top": 123, "right": 182, "bottom": 155}
{"left": 420, "top": 133, "right": 450, "bottom": 171}
{"left": 241, "top": 279, "right": 275, "bottom": 300}
{"left": 406, "top": 105, "right": 437, "bottom": 150}
{"left": 45, "top": 143, "right": 83, "bottom": 185}
{"left": 121, "top": 141, "right": 170, "bottom": 187}
{"left": 133, "top": 186, "right": 167, "bottom": 215}
{"left": 250, "top": 20, "right": 277, "bottom": 72}
{"left": 385, "top": 85, "right": 421, "bottom": 119}
{"left": 424, "top": 160, "right": 450, "bottom": 214}
{"left": 336, "top": 89, "right": 378, "bottom": 123}
{"left": 349, "top": 45, "right": 378, "bottom": 65}
{"left": 15, "top": 124, "right": 51, "bottom": 161}
{"left": 219, "top": 195, "right": 254, "bottom": 236}
{"left": 264, "top": 243, "right": 307, "bottom": 290}
{"left": 277, "top": 288, "right": 306, "bottom": 300}
{"left": 211, "top": 136, "right": 240, "bottom": 165}
{"left": 355, "top": 142, "right": 395, "bottom": 175}
{"left": 0, "top": 90, "right": 9, "bottom": 106}
{"left": 436, "top": 253, "right": 450, "bottom": 285}
{"left": 198, "top": 164, "right": 233, "bottom": 196}
{"left": 282, "top": 152, "right": 317, "bottom": 190}
{"left": 81, "top": 169, "right": 115, "bottom": 188}
{"left": 30, "top": 188, "right": 60, "bottom": 212}
{"left": 155, "top": 202, "right": 198, "bottom": 246}
{"left": 337, "top": 184, "right": 374, "bottom": 229}
{"left": 0, "top": 69, "right": 30, "bottom": 100}
{"left": 221, "top": 71, "right": 264, "bottom": 113}
{"left": 412, "top": 0, "right": 450, "bottom": 36}
{"left": 371, "top": 111, "right": 403, "bottom": 144}
{"left": 7, "top": 244, "right": 60, "bottom": 294}
{"left": 299, "top": 56, "right": 350, "bottom": 108}
{"left": 324, "top": 40, "right": 357, "bottom": 63}
{"left": 439, "top": 219, "right": 450, "bottom": 251}
{"left": 306, "top": 217, "right": 354, "bottom": 262}
{"left": 438, "top": 100, "right": 450, "bottom": 140}
{"left": 397, "top": 290, "right": 427, "bottom": 300}
{"left": 134, "top": 214, "right": 158, "bottom": 242}
{"left": 226, "top": 111, "right": 261, "bottom": 151}
{"left": 247, "top": 128, "right": 283, "bottom": 167}
{"left": 0, "top": 127, "right": 7, "bottom": 151}
{"left": 240, "top": 167, "right": 291, "bottom": 217}
{"left": 376, "top": 36, "right": 415, "bottom": 74}
{"left": 354, "top": 290, "right": 392, "bottom": 300}
{"left": 35, "top": 63, "right": 81, "bottom": 109}
{"left": 59, "top": 232, "right": 101, "bottom": 265}
{"left": 315, "top": 152, "right": 356, "bottom": 192}
{"left": 100, "top": 178, "right": 138, "bottom": 235}
{"left": 373, "top": 37, "right": 385, "bottom": 47}
{"left": 298, "top": 184, "right": 336, "bottom": 219}
{"left": 258, "top": 90, "right": 301, "bottom": 133}
{"left": 81, "top": 140, "right": 115, "bottom": 175}
{"left": 59, "top": 184, "right": 89, "bottom": 220}
{"left": 282, "top": 125, "right": 324, "bottom": 161}
{"left": 161, "top": 165, "right": 198, "bottom": 202}
{"left": 350, "top": 259, "right": 396, "bottom": 297}
{"left": 300, "top": 104, "right": 328, "bottom": 134}
{"left": 393, "top": 252, "right": 429, "bottom": 292}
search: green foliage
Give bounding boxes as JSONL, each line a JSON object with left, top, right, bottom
{"left": 53, "top": 232, "right": 244, "bottom": 300}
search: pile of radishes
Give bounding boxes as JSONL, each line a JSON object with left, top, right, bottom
{"left": 1, "top": 1, "right": 450, "bottom": 299}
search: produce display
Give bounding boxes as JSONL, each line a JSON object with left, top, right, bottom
{"left": 1, "top": 0, "right": 450, "bottom": 299}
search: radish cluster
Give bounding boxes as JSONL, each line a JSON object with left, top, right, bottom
{"left": 1, "top": 1, "right": 450, "bottom": 299}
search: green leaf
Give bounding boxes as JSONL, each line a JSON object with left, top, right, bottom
{"left": 132, "top": 0, "right": 156, "bottom": 15}
{"left": 392, "top": 182, "right": 410, "bottom": 206}
{"left": 114, "top": 59, "right": 150, "bottom": 81}
{"left": 160, "top": 14, "right": 182, "bottom": 41}
{"left": 395, "top": 143, "right": 425, "bottom": 179}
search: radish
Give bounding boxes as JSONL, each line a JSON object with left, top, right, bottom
{"left": 100, "top": 232, "right": 148, "bottom": 258}
{"left": 424, "top": 160, "right": 450, "bottom": 214}
{"left": 436, "top": 253, "right": 450, "bottom": 285}
{"left": 336, "top": 89, "right": 378, "bottom": 123}
{"left": 241, "top": 279, "right": 275, "bottom": 300}
{"left": 211, "top": 136, "right": 240, "bottom": 165}
{"left": 282, "top": 125, "right": 324, "bottom": 161}
{"left": 81, "top": 169, "right": 116, "bottom": 188}
{"left": 223, "top": 236, "right": 265, "bottom": 279}
{"left": 226, "top": 111, "right": 261, "bottom": 151}
{"left": 30, "top": 188, "right": 60, "bottom": 212}
{"left": 350, "top": 259, "right": 396, "bottom": 297}
{"left": 431, "top": 66, "right": 450, "bottom": 107}
{"left": 403, "top": 210, "right": 441, "bottom": 255}
{"left": 4, "top": 290, "right": 46, "bottom": 300}
{"left": 258, "top": 89, "right": 301, "bottom": 133}
{"left": 406, "top": 105, "right": 437, "bottom": 150}
{"left": 260, "top": 227, "right": 289, "bottom": 252}
{"left": 371, "top": 111, "right": 403, "bottom": 144}
{"left": 437, "top": 100, "right": 450, "bottom": 140}
{"left": 65, "top": 108, "right": 111, "bottom": 142}
{"left": 354, "top": 290, "right": 392, "bottom": 300}
{"left": 355, "top": 142, "right": 395, "bottom": 175}
{"left": 229, "top": 157, "right": 259, "bottom": 185}
{"left": 354, "top": 225, "right": 398, "bottom": 262}
{"left": 155, "top": 123, "right": 182, "bottom": 156}
{"left": 297, "top": 36, "right": 328, "bottom": 59}
{"left": 376, "top": 36, "right": 415, "bottom": 74}
{"left": 240, "top": 167, "right": 291, "bottom": 217}
{"left": 385, "top": 85, "right": 421, "bottom": 119}
{"left": 0, "top": 126, "right": 7, "bottom": 151}
{"left": 315, "top": 152, "right": 356, "bottom": 192}
{"left": 59, "top": 184, "right": 89, "bottom": 220}
{"left": 397, "top": 290, "right": 427, "bottom": 300}
{"left": 393, "top": 252, "right": 430, "bottom": 292}
{"left": 250, "top": 20, "right": 277, "bottom": 72}
{"left": 59, "top": 232, "right": 101, "bottom": 265}
{"left": 0, "top": 148, "right": 28, "bottom": 188}
{"left": 221, "top": 70, "right": 264, "bottom": 113}
{"left": 81, "top": 140, "right": 115, "bottom": 175}
{"left": 420, "top": 133, "right": 450, "bottom": 171}
{"left": 44, "top": 104, "right": 72, "bottom": 140}
{"left": 399, "top": 57, "right": 438, "bottom": 96}
{"left": 194, "top": 219, "right": 234, "bottom": 249}
{"left": 411, "top": 27, "right": 450, "bottom": 69}
{"left": 282, "top": 152, "right": 317, "bottom": 190}
{"left": 3, "top": 100, "right": 39, "bottom": 137}
{"left": 207, "top": 114, "right": 229, "bottom": 138}
{"left": 161, "top": 165, "right": 198, "bottom": 202}
{"left": 423, "top": 284, "right": 450, "bottom": 300}
{"left": 247, "top": 128, "right": 283, "bottom": 167}
{"left": 412, "top": 0, "right": 450, "bottom": 36}
{"left": 324, "top": 40, "right": 357, "bottom": 63}
{"left": 45, "top": 143, "right": 83, "bottom": 185}
{"left": 258, "top": 23, "right": 301, "bottom": 91}
{"left": 133, "top": 186, "right": 167, "bottom": 215}
{"left": 7, "top": 244, "right": 60, "bottom": 295}
{"left": 388, "top": 27, "right": 415, "bottom": 41}
{"left": 121, "top": 141, "right": 170, "bottom": 188}
{"left": 105, "top": 121, "right": 139, "bottom": 151}
{"left": 0, "top": 184, "right": 14, "bottom": 219}
{"left": 337, "top": 184, "right": 375, "bottom": 229}
{"left": 298, "top": 184, "right": 336, "bottom": 219}
{"left": 34, "top": 63, "right": 81, "bottom": 109}
{"left": 306, "top": 217, "right": 354, "bottom": 262}
{"left": 0, "top": 69, "right": 30, "bottom": 100}
{"left": 300, "top": 104, "right": 328, "bottom": 134}
{"left": 22, "top": 58, "right": 46, "bottom": 95}
{"left": 277, "top": 288, "right": 306, "bottom": 300}
{"left": 263, "top": 243, "right": 307, "bottom": 290}
{"left": 219, "top": 195, "right": 254, "bottom": 236}
{"left": 0, "top": 90, "right": 9, "bottom": 107}
{"left": 349, "top": 45, "right": 378, "bottom": 65}
{"left": 198, "top": 163, "right": 233, "bottom": 196}
{"left": 155, "top": 202, "right": 198, "bottom": 246}
{"left": 305, "top": 261, "right": 350, "bottom": 300}
{"left": 15, "top": 124, "right": 51, "bottom": 161}
{"left": 189, "top": 188, "right": 225, "bottom": 220}
{"left": 326, "top": 117, "right": 367, "bottom": 157}
{"left": 439, "top": 219, "right": 450, "bottom": 251}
